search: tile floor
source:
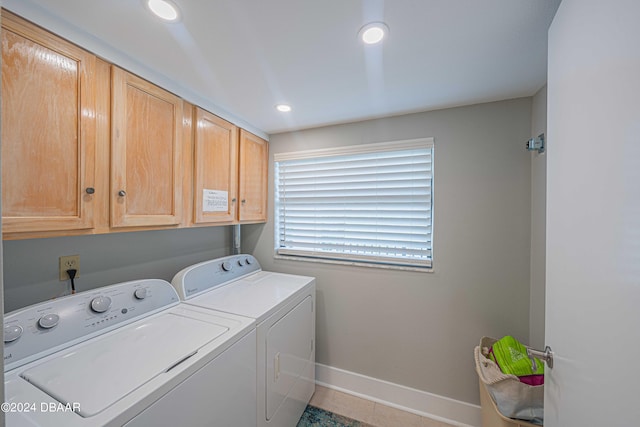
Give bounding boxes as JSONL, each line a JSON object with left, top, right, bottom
{"left": 309, "top": 385, "right": 456, "bottom": 427}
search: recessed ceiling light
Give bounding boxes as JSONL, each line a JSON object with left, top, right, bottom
{"left": 147, "top": 0, "right": 180, "bottom": 22}
{"left": 359, "top": 22, "right": 389, "bottom": 44}
{"left": 276, "top": 104, "right": 292, "bottom": 112}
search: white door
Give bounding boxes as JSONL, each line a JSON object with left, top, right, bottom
{"left": 546, "top": 0, "right": 640, "bottom": 425}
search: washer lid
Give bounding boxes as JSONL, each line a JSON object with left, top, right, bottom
{"left": 20, "top": 312, "right": 228, "bottom": 417}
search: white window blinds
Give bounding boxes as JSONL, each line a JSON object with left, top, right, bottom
{"left": 274, "top": 138, "right": 433, "bottom": 269}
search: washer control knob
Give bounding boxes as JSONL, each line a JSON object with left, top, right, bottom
{"left": 4, "top": 325, "right": 23, "bottom": 343}
{"left": 237, "top": 259, "right": 245, "bottom": 267}
{"left": 245, "top": 257, "right": 253, "bottom": 265}
{"left": 134, "top": 288, "right": 147, "bottom": 300}
{"left": 221, "top": 261, "right": 233, "bottom": 272}
{"left": 91, "top": 296, "right": 112, "bottom": 313}
{"left": 38, "top": 313, "right": 60, "bottom": 329}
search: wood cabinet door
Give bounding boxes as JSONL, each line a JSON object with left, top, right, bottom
{"left": 238, "top": 130, "right": 268, "bottom": 223}
{"left": 111, "top": 67, "right": 183, "bottom": 228}
{"left": 1, "top": 12, "right": 97, "bottom": 234}
{"left": 193, "top": 108, "right": 238, "bottom": 224}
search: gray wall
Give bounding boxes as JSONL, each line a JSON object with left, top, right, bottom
{"left": 244, "top": 98, "right": 533, "bottom": 405}
{"left": 3, "top": 227, "right": 232, "bottom": 312}
{"left": 529, "top": 86, "right": 547, "bottom": 349}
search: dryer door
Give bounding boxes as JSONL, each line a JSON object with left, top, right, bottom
{"left": 266, "top": 295, "right": 314, "bottom": 420}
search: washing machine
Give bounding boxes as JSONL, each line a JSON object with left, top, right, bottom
{"left": 172, "top": 254, "right": 316, "bottom": 427}
{"left": 3, "top": 278, "right": 256, "bottom": 427}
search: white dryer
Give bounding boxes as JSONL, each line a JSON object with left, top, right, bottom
{"left": 3, "top": 279, "right": 256, "bottom": 427}
{"left": 172, "top": 254, "right": 316, "bottom": 427}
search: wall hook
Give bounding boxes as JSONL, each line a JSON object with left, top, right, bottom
{"left": 526, "top": 133, "right": 545, "bottom": 154}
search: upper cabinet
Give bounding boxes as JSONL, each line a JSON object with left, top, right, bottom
{"left": 192, "top": 111, "right": 269, "bottom": 225}
{"left": 1, "top": 10, "right": 268, "bottom": 239}
{"left": 239, "top": 130, "right": 268, "bottom": 223}
{"left": 110, "top": 67, "right": 184, "bottom": 228}
{"left": 193, "top": 108, "right": 238, "bottom": 224}
{"left": 1, "top": 11, "right": 97, "bottom": 233}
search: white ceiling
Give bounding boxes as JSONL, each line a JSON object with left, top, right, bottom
{"left": 5, "top": 0, "right": 560, "bottom": 136}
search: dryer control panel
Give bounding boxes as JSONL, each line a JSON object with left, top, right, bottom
{"left": 171, "top": 254, "right": 261, "bottom": 300}
{"left": 4, "top": 279, "right": 180, "bottom": 372}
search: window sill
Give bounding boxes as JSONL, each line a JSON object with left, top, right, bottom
{"left": 274, "top": 253, "right": 434, "bottom": 273}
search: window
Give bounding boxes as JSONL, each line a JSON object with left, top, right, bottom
{"left": 274, "top": 138, "right": 433, "bottom": 270}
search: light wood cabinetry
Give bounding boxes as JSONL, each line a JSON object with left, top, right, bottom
{"left": 1, "top": 11, "right": 97, "bottom": 233}
{"left": 1, "top": 11, "right": 268, "bottom": 239}
{"left": 238, "top": 130, "right": 268, "bottom": 223}
{"left": 192, "top": 111, "right": 269, "bottom": 225}
{"left": 193, "top": 108, "right": 239, "bottom": 224}
{"left": 110, "top": 67, "right": 184, "bottom": 228}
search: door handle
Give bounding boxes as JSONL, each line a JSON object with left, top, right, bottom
{"left": 526, "top": 346, "right": 554, "bottom": 370}
{"left": 274, "top": 352, "right": 280, "bottom": 381}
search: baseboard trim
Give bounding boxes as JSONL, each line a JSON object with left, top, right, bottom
{"left": 315, "top": 363, "right": 481, "bottom": 427}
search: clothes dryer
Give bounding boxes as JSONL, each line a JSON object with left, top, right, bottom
{"left": 172, "top": 254, "right": 316, "bottom": 427}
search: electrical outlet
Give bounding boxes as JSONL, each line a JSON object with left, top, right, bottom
{"left": 59, "top": 255, "right": 80, "bottom": 281}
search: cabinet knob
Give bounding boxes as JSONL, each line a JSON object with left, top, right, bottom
{"left": 241, "top": 199, "right": 246, "bottom": 204}
{"left": 85, "top": 187, "right": 95, "bottom": 194}
{"left": 118, "top": 190, "right": 126, "bottom": 197}
{"left": 232, "top": 198, "right": 237, "bottom": 203}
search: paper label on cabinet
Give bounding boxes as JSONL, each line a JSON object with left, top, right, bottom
{"left": 203, "top": 189, "right": 228, "bottom": 212}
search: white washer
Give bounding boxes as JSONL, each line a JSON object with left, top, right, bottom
{"left": 172, "top": 254, "right": 316, "bottom": 427}
{"left": 3, "top": 279, "right": 256, "bottom": 427}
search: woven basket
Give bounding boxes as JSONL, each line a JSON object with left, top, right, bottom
{"left": 475, "top": 337, "right": 544, "bottom": 425}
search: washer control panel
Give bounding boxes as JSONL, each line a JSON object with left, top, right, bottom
{"left": 171, "top": 254, "right": 261, "bottom": 300}
{"left": 4, "top": 279, "right": 180, "bottom": 372}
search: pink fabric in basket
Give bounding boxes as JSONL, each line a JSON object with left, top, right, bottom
{"left": 518, "top": 374, "right": 544, "bottom": 386}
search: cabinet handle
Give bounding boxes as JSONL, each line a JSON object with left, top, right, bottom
{"left": 241, "top": 199, "right": 246, "bottom": 204}
{"left": 118, "top": 190, "right": 126, "bottom": 197}
{"left": 85, "top": 187, "right": 95, "bottom": 194}
{"left": 231, "top": 198, "right": 237, "bottom": 203}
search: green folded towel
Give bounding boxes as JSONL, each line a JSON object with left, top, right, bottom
{"left": 488, "top": 335, "right": 544, "bottom": 377}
